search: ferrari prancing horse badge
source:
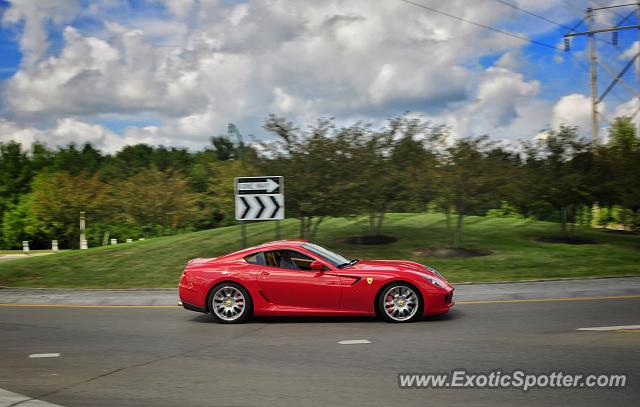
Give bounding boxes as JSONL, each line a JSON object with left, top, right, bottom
{"left": 366, "top": 277, "right": 373, "bottom": 285}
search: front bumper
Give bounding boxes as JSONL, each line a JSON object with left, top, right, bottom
{"left": 424, "top": 286, "right": 454, "bottom": 316}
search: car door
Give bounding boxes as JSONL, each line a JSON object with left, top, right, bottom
{"left": 257, "top": 250, "right": 342, "bottom": 310}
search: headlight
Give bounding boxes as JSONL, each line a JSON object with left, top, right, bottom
{"left": 423, "top": 274, "right": 445, "bottom": 288}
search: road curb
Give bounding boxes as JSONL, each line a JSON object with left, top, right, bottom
{"left": 451, "top": 274, "right": 640, "bottom": 285}
{"left": 2, "top": 274, "right": 639, "bottom": 290}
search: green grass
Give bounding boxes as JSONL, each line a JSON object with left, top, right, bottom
{"left": 0, "top": 213, "right": 639, "bottom": 288}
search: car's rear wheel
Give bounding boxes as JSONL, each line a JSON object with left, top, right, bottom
{"left": 378, "top": 283, "right": 421, "bottom": 322}
{"left": 208, "top": 282, "right": 252, "bottom": 324}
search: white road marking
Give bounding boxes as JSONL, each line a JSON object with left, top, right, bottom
{"left": 338, "top": 339, "right": 372, "bottom": 345}
{"left": 0, "top": 388, "right": 64, "bottom": 406}
{"left": 28, "top": 353, "right": 60, "bottom": 358}
{"left": 576, "top": 324, "right": 640, "bottom": 331}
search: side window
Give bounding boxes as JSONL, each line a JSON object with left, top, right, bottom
{"left": 287, "top": 250, "right": 314, "bottom": 270}
{"left": 272, "top": 250, "right": 315, "bottom": 271}
{"left": 264, "top": 251, "right": 279, "bottom": 268}
{"left": 244, "top": 252, "right": 266, "bottom": 265}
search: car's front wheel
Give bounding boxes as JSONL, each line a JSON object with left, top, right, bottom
{"left": 378, "top": 283, "right": 422, "bottom": 322}
{"left": 208, "top": 282, "right": 252, "bottom": 324}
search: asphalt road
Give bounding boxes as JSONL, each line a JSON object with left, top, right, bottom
{"left": 2, "top": 276, "right": 640, "bottom": 305}
{"left": 1, "top": 295, "right": 638, "bottom": 406}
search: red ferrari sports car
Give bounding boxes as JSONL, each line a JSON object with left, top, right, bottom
{"left": 178, "top": 240, "right": 454, "bottom": 323}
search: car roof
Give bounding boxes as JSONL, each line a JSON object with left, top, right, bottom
{"left": 258, "top": 240, "right": 308, "bottom": 248}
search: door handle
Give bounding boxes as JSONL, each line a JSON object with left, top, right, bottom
{"left": 260, "top": 271, "right": 270, "bottom": 277}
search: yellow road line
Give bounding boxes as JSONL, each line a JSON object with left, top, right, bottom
{"left": 617, "top": 329, "right": 640, "bottom": 333}
{"left": 456, "top": 294, "right": 640, "bottom": 305}
{"left": 0, "top": 294, "right": 638, "bottom": 309}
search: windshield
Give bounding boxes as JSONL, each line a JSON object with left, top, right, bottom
{"left": 302, "top": 243, "right": 351, "bottom": 267}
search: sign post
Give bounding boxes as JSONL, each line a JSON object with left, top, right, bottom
{"left": 79, "top": 211, "right": 88, "bottom": 250}
{"left": 240, "top": 221, "right": 247, "bottom": 248}
{"left": 235, "top": 176, "right": 284, "bottom": 247}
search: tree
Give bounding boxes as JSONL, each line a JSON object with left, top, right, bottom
{"left": 434, "top": 136, "right": 509, "bottom": 247}
{"left": 506, "top": 142, "right": 549, "bottom": 219}
{"left": 262, "top": 115, "right": 352, "bottom": 239}
{"left": 0, "top": 141, "right": 32, "bottom": 210}
{"left": 2, "top": 194, "right": 43, "bottom": 248}
{"left": 605, "top": 116, "right": 640, "bottom": 229}
{"left": 526, "top": 126, "right": 592, "bottom": 235}
{"left": 100, "top": 144, "right": 156, "bottom": 179}
{"left": 349, "top": 116, "right": 442, "bottom": 236}
{"left": 18, "top": 171, "right": 111, "bottom": 248}
{"left": 111, "top": 168, "right": 201, "bottom": 232}
{"left": 53, "top": 143, "right": 104, "bottom": 175}
{"left": 194, "top": 158, "right": 257, "bottom": 229}
{"left": 347, "top": 125, "right": 393, "bottom": 236}
{"left": 151, "top": 146, "right": 193, "bottom": 172}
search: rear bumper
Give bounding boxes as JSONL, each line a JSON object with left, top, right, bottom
{"left": 179, "top": 299, "right": 207, "bottom": 313}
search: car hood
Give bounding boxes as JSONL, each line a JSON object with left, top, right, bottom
{"left": 345, "top": 260, "right": 444, "bottom": 279}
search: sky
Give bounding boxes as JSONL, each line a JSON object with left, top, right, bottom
{"left": 0, "top": 0, "right": 638, "bottom": 152}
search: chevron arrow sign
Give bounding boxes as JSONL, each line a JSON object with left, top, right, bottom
{"left": 235, "top": 176, "right": 284, "bottom": 221}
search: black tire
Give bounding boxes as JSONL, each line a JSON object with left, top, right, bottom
{"left": 377, "top": 282, "right": 422, "bottom": 323}
{"left": 208, "top": 282, "right": 252, "bottom": 324}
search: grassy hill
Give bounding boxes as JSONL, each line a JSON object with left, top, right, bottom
{"left": 1, "top": 213, "right": 639, "bottom": 288}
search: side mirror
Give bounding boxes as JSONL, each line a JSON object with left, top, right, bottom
{"left": 310, "top": 260, "right": 324, "bottom": 271}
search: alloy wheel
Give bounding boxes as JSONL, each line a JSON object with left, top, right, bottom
{"left": 382, "top": 285, "right": 419, "bottom": 322}
{"left": 212, "top": 286, "right": 246, "bottom": 322}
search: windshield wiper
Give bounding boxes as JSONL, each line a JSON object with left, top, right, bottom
{"left": 338, "top": 259, "right": 359, "bottom": 268}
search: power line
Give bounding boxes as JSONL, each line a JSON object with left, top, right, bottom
{"left": 589, "top": 0, "right": 626, "bottom": 18}
{"left": 561, "top": 2, "right": 640, "bottom": 142}
{"left": 561, "top": 0, "right": 587, "bottom": 14}
{"left": 395, "top": 0, "right": 592, "bottom": 82}
{"left": 614, "top": 8, "right": 636, "bottom": 27}
{"left": 393, "top": 0, "right": 602, "bottom": 126}
{"left": 391, "top": 0, "right": 602, "bottom": 80}
{"left": 396, "top": 0, "right": 561, "bottom": 50}
{"left": 495, "top": 0, "right": 613, "bottom": 45}
{"left": 494, "top": 0, "right": 576, "bottom": 31}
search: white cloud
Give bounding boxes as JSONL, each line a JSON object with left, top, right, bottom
{"left": 0, "top": 119, "right": 40, "bottom": 147}
{"left": 496, "top": 50, "right": 523, "bottom": 70}
{"left": 160, "top": 0, "right": 195, "bottom": 19}
{"left": 610, "top": 97, "right": 639, "bottom": 119}
{"left": 4, "top": 0, "right": 521, "bottom": 140}
{"left": 471, "top": 67, "right": 539, "bottom": 127}
{"left": 444, "top": 65, "right": 542, "bottom": 141}
{"left": 621, "top": 41, "right": 639, "bottom": 75}
{"left": 50, "top": 118, "right": 124, "bottom": 150}
{"left": 2, "top": 0, "right": 80, "bottom": 62}
{"left": 551, "top": 93, "right": 602, "bottom": 137}
{"left": 621, "top": 41, "right": 639, "bottom": 60}
{"left": 0, "top": 118, "right": 126, "bottom": 152}
{"left": 0, "top": 0, "right": 631, "bottom": 151}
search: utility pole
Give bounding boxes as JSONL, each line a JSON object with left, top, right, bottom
{"left": 637, "top": 2, "right": 640, "bottom": 136}
{"left": 563, "top": 2, "right": 640, "bottom": 144}
{"left": 588, "top": 7, "right": 598, "bottom": 143}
